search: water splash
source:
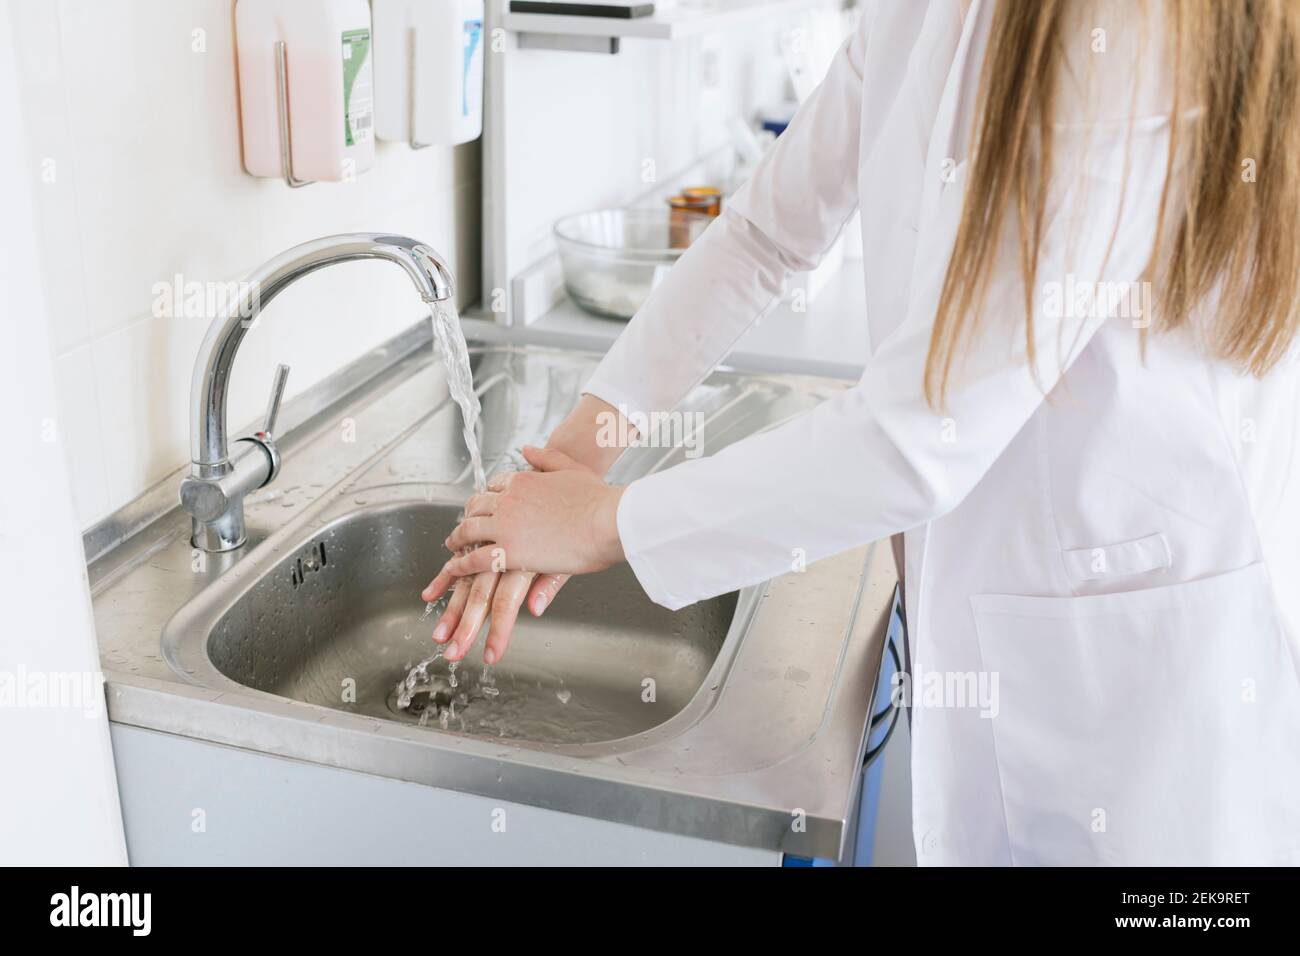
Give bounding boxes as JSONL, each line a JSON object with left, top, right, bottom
{"left": 395, "top": 644, "right": 445, "bottom": 711}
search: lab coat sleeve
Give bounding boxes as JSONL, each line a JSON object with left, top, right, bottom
{"left": 581, "top": 12, "right": 871, "bottom": 419}
{"left": 618, "top": 117, "right": 1176, "bottom": 609}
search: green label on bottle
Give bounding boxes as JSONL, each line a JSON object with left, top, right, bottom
{"left": 341, "top": 28, "right": 373, "bottom": 148}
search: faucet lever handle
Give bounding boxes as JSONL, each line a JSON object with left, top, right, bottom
{"left": 261, "top": 363, "right": 290, "bottom": 439}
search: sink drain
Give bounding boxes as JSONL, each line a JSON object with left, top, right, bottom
{"left": 387, "top": 676, "right": 455, "bottom": 722}
{"left": 409, "top": 687, "right": 450, "bottom": 715}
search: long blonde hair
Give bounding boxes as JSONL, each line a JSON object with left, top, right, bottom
{"left": 924, "top": 0, "right": 1300, "bottom": 407}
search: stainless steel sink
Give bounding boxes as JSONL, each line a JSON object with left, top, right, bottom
{"left": 90, "top": 327, "right": 894, "bottom": 860}
{"left": 166, "top": 498, "right": 742, "bottom": 749}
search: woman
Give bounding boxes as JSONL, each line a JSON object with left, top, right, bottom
{"left": 425, "top": 0, "right": 1300, "bottom": 865}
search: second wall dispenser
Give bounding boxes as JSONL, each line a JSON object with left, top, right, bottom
{"left": 373, "top": 0, "right": 485, "bottom": 148}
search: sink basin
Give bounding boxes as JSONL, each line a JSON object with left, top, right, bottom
{"left": 96, "top": 337, "right": 892, "bottom": 859}
{"left": 190, "top": 499, "right": 739, "bottom": 747}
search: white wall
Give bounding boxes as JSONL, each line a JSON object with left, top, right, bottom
{"left": 0, "top": 5, "right": 129, "bottom": 866}
{"left": 11, "top": 0, "right": 481, "bottom": 530}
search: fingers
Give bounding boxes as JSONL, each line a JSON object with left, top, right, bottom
{"left": 463, "top": 491, "right": 499, "bottom": 517}
{"left": 431, "top": 574, "right": 472, "bottom": 644}
{"left": 443, "top": 545, "right": 510, "bottom": 579}
{"left": 487, "top": 470, "right": 516, "bottom": 493}
{"left": 424, "top": 508, "right": 496, "bottom": 616}
{"left": 445, "top": 515, "right": 498, "bottom": 553}
{"left": 484, "top": 571, "right": 534, "bottom": 665}
{"left": 521, "top": 444, "right": 582, "bottom": 473}
{"left": 527, "top": 573, "right": 570, "bottom": 616}
{"left": 445, "top": 571, "right": 499, "bottom": 661}
{"left": 421, "top": 564, "right": 457, "bottom": 603}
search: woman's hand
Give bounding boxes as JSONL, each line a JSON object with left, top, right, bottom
{"left": 420, "top": 568, "right": 554, "bottom": 666}
{"left": 420, "top": 396, "right": 637, "bottom": 665}
{"left": 425, "top": 445, "right": 625, "bottom": 595}
{"left": 421, "top": 456, "right": 587, "bottom": 665}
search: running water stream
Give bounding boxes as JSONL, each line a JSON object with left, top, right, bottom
{"left": 392, "top": 303, "right": 513, "bottom": 730}
{"left": 429, "top": 301, "right": 486, "bottom": 493}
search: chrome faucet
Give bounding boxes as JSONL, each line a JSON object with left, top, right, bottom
{"left": 181, "top": 234, "right": 456, "bottom": 552}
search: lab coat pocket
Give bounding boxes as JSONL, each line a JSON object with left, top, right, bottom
{"left": 971, "top": 563, "right": 1300, "bottom": 865}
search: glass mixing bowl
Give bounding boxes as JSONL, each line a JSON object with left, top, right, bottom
{"left": 553, "top": 208, "right": 710, "bottom": 320}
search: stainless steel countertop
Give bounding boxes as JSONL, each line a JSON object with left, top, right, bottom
{"left": 88, "top": 321, "right": 895, "bottom": 860}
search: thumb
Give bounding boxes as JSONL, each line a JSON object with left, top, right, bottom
{"left": 522, "top": 444, "right": 583, "bottom": 473}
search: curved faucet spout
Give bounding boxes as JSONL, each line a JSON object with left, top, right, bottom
{"left": 191, "top": 233, "right": 454, "bottom": 468}
{"left": 184, "top": 233, "right": 456, "bottom": 551}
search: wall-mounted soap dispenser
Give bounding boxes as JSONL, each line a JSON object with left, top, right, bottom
{"left": 236, "top": 0, "right": 377, "bottom": 184}
{"left": 372, "top": 0, "right": 485, "bottom": 148}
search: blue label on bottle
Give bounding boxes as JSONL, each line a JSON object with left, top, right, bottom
{"left": 462, "top": 19, "right": 482, "bottom": 118}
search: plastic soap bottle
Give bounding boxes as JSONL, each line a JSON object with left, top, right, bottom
{"left": 236, "top": 0, "right": 376, "bottom": 182}
{"left": 372, "top": 0, "right": 485, "bottom": 147}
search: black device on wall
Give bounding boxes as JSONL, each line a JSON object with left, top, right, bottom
{"left": 509, "top": 1, "right": 655, "bottom": 18}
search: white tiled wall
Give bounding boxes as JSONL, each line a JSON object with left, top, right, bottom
{"left": 12, "top": 0, "right": 481, "bottom": 529}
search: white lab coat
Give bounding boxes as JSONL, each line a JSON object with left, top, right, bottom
{"left": 584, "top": 0, "right": 1300, "bottom": 865}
